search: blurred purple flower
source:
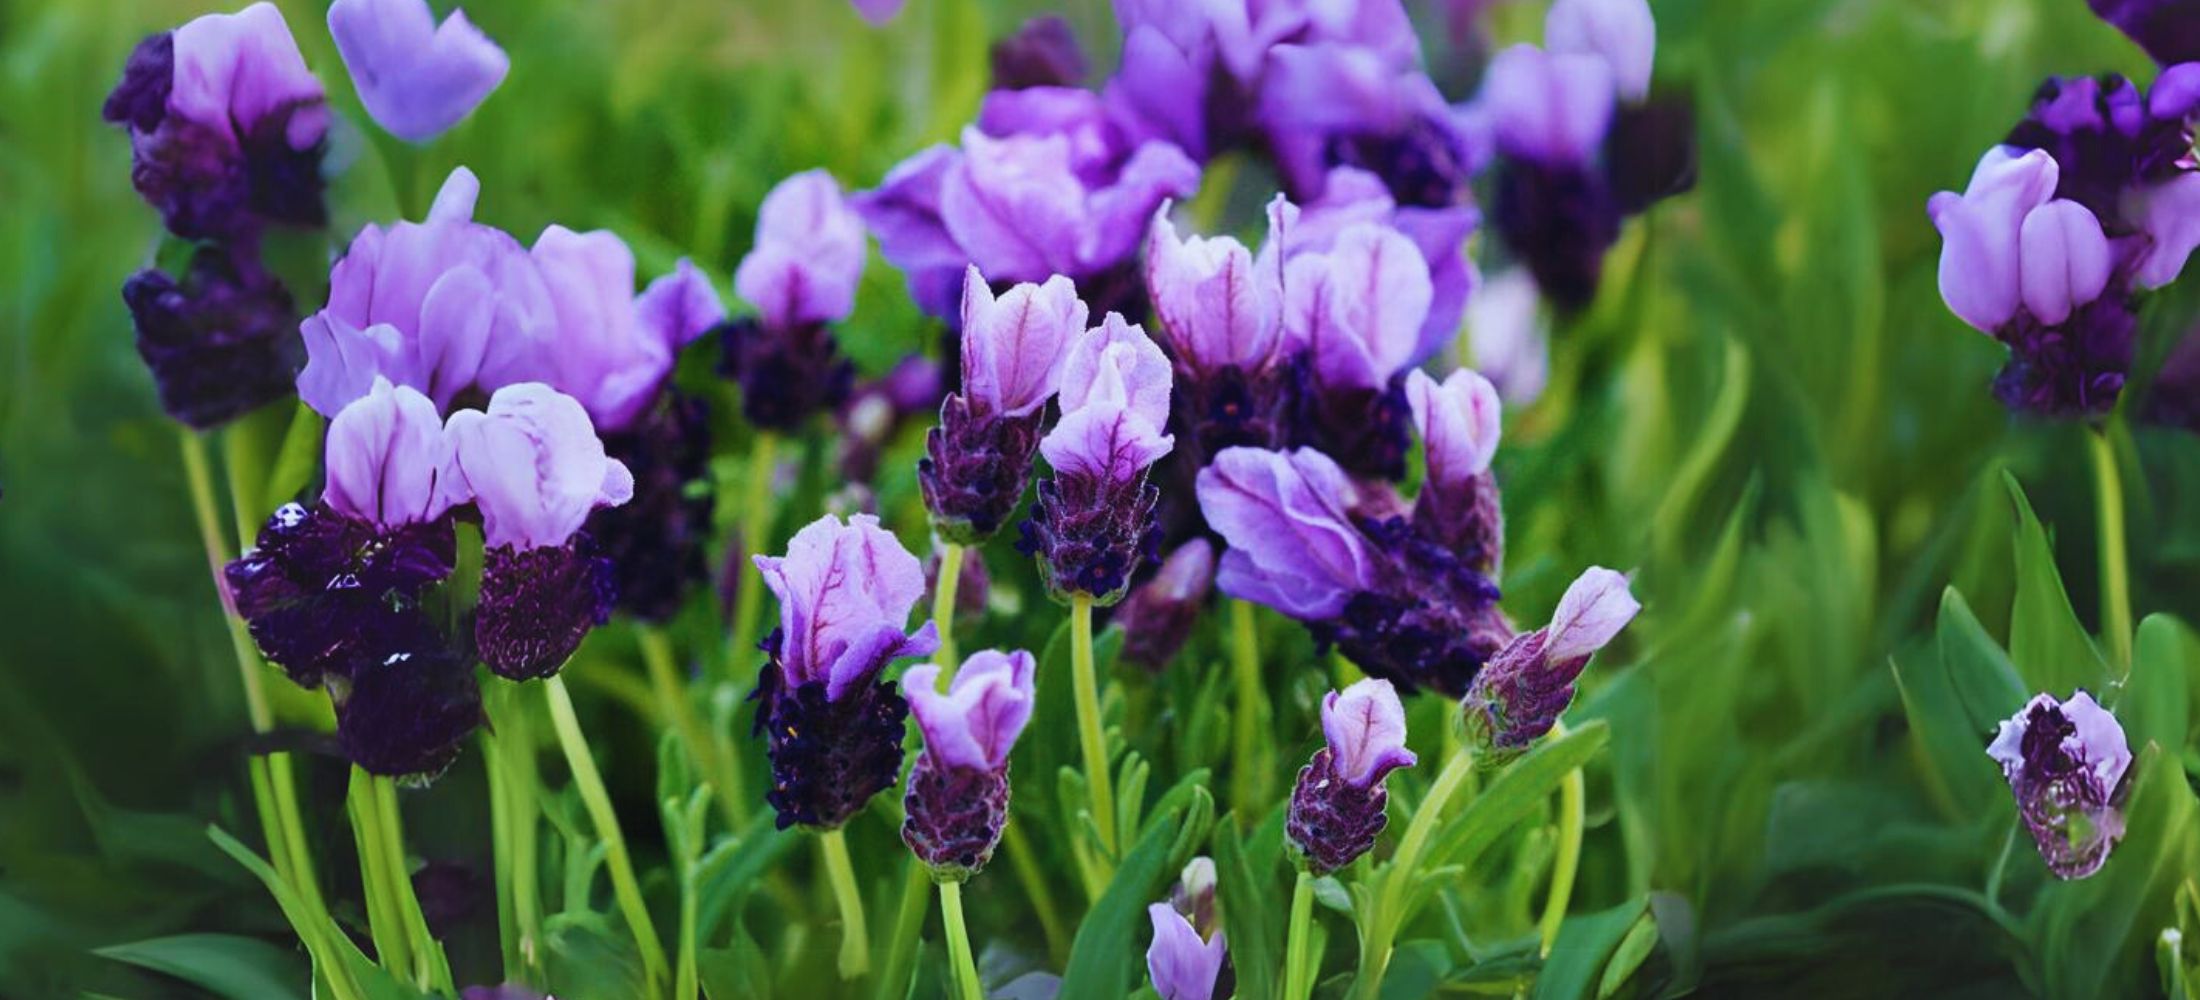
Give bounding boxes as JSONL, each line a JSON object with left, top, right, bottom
{"left": 121, "top": 242, "right": 304, "bottom": 429}
{"left": 102, "top": 2, "right": 329, "bottom": 240}
{"left": 904, "top": 650, "right": 1037, "bottom": 773}
{"left": 735, "top": 170, "right": 868, "bottom": 331}
{"left": 1115, "top": 538, "right": 1217, "bottom": 670}
{"left": 1145, "top": 199, "right": 1304, "bottom": 462}
{"left": 1462, "top": 567, "right": 1638, "bottom": 760}
{"left": 1147, "top": 902, "right": 1228, "bottom": 1000}
{"left": 994, "top": 15, "right": 1090, "bottom": 90}
{"left": 852, "top": 0, "right": 906, "bottom": 25}
{"left": 1988, "top": 690, "right": 2133, "bottom": 879}
{"left": 1286, "top": 168, "right": 1480, "bottom": 366}
{"left": 1195, "top": 447, "right": 1376, "bottom": 620}
{"left": 589, "top": 392, "right": 715, "bottom": 621}
{"left": 1459, "top": 267, "right": 1549, "bottom": 405}
{"left": 1544, "top": 0, "right": 1656, "bottom": 102}
{"left": 2089, "top": 0, "right": 2200, "bottom": 65}
{"left": 1288, "top": 678, "right": 1414, "bottom": 873}
{"left": 328, "top": 0, "right": 507, "bottom": 142}
{"left": 1406, "top": 368, "right": 1505, "bottom": 574}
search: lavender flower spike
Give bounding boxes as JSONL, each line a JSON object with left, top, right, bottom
{"left": 1544, "top": 0, "right": 1657, "bottom": 102}
{"left": 1406, "top": 368, "right": 1505, "bottom": 573}
{"left": 1021, "top": 314, "right": 1175, "bottom": 604}
{"left": 753, "top": 514, "right": 939, "bottom": 829}
{"left": 1462, "top": 567, "right": 1639, "bottom": 761}
{"left": 1987, "top": 690, "right": 2133, "bottom": 879}
{"left": 121, "top": 243, "right": 304, "bottom": 429}
{"left": 444, "top": 383, "right": 633, "bottom": 679}
{"left": 1145, "top": 198, "right": 1300, "bottom": 460}
{"left": 1147, "top": 902, "right": 1228, "bottom": 1000}
{"left": 1289, "top": 678, "right": 1417, "bottom": 874}
{"left": 1287, "top": 221, "right": 1432, "bottom": 479}
{"left": 901, "top": 650, "right": 1036, "bottom": 880}
{"left": 328, "top": 0, "right": 507, "bottom": 143}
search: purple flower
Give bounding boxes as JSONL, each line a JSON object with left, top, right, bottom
{"left": 1288, "top": 678, "right": 1415, "bottom": 873}
{"left": 1987, "top": 690, "right": 2133, "bottom": 879}
{"left": 1406, "top": 368, "right": 1505, "bottom": 573}
{"left": 588, "top": 393, "right": 714, "bottom": 621}
{"left": 1462, "top": 567, "right": 1638, "bottom": 759}
{"left": 103, "top": 3, "right": 329, "bottom": 240}
{"left": 1286, "top": 168, "right": 1479, "bottom": 368}
{"left": 734, "top": 170, "right": 868, "bottom": 331}
{"left": 1284, "top": 222, "right": 1431, "bottom": 389}
{"left": 121, "top": 242, "right": 304, "bottom": 429}
{"left": 1459, "top": 268, "right": 1549, "bottom": 405}
{"left": 903, "top": 650, "right": 1038, "bottom": 773}
{"left": 1480, "top": 44, "right": 1615, "bottom": 168}
{"left": 943, "top": 122, "right": 1200, "bottom": 286}
{"left": 1146, "top": 902, "right": 1228, "bottom": 1000}
{"left": 323, "top": 377, "right": 464, "bottom": 530}
{"left": 225, "top": 502, "right": 456, "bottom": 689}
{"left": 1196, "top": 447, "right": 1376, "bottom": 620}
{"left": 851, "top": 0, "right": 906, "bottom": 25}
{"left": 444, "top": 383, "right": 634, "bottom": 552}
{"left": 529, "top": 228, "right": 720, "bottom": 432}
{"left": 1115, "top": 538, "right": 1218, "bottom": 670}
{"left": 1041, "top": 314, "right": 1176, "bottom": 481}
{"left": 993, "top": 16, "right": 1090, "bottom": 90}
{"left": 327, "top": 0, "right": 507, "bottom": 143}
{"left": 334, "top": 611, "right": 482, "bottom": 778}
{"left": 852, "top": 147, "right": 967, "bottom": 317}
{"left": 753, "top": 514, "right": 940, "bottom": 701}
{"left": 1544, "top": 0, "right": 1656, "bottom": 102}
{"left": 1146, "top": 201, "right": 1291, "bottom": 378}
{"left": 2088, "top": 0, "right": 2200, "bottom": 66}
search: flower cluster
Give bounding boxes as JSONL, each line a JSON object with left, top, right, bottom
{"left": 721, "top": 170, "right": 866, "bottom": 432}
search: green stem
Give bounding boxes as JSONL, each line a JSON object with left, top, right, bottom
{"left": 347, "top": 767, "right": 413, "bottom": 980}
{"left": 1284, "top": 870, "right": 1317, "bottom": 1000}
{"left": 545, "top": 674, "right": 670, "bottom": 994}
{"left": 486, "top": 723, "right": 520, "bottom": 979}
{"left": 876, "top": 858, "right": 931, "bottom": 1000}
{"left": 376, "top": 778, "right": 453, "bottom": 995}
{"left": 1538, "top": 739, "right": 1586, "bottom": 957}
{"left": 1229, "top": 600, "right": 1268, "bottom": 813}
{"left": 1984, "top": 821, "right": 2018, "bottom": 910}
{"left": 2089, "top": 425, "right": 2134, "bottom": 669}
{"left": 939, "top": 880, "right": 984, "bottom": 1000}
{"left": 641, "top": 628, "right": 749, "bottom": 830}
{"left": 727, "top": 432, "right": 780, "bottom": 676}
{"left": 819, "top": 828, "right": 873, "bottom": 980}
{"left": 180, "top": 430, "right": 273, "bottom": 733}
{"left": 1000, "top": 822, "right": 1070, "bottom": 961}
{"left": 933, "top": 542, "right": 965, "bottom": 673}
{"left": 676, "top": 846, "right": 700, "bottom": 1000}
{"left": 1354, "top": 748, "right": 1475, "bottom": 1000}
{"left": 1069, "top": 595, "right": 1119, "bottom": 866}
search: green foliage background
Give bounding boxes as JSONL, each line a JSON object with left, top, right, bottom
{"left": 4, "top": 0, "right": 2200, "bottom": 996}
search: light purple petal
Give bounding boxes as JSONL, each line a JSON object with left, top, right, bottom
{"left": 960, "top": 268, "right": 1089, "bottom": 417}
{"left": 635, "top": 259, "right": 725, "bottom": 354}
{"left": 1321, "top": 678, "right": 1416, "bottom": 787}
{"left": 323, "top": 377, "right": 461, "bottom": 527}
{"left": 298, "top": 314, "right": 409, "bottom": 417}
{"left": 1462, "top": 268, "right": 1550, "bottom": 405}
{"left": 735, "top": 169, "right": 868, "bottom": 329}
{"left": 1479, "top": 44, "right": 1614, "bottom": 165}
{"left": 853, "top": 146, "right": 968, "bottom": 318}
{"left": 170, "top": 3, "right": 328, "bottom": 151}
{"left": 1056, "top": 313, "right": 1174, "bottom": 428}
{"left": 1146, "top": 903, "right": 1226, "bottom": 1000}
{"left": 1196, "top": 447, "right": 1373, "bottom": 619}
{"left": 1406, "top": 368, "right": 1502, "bottom": 490}
{"left": 2129, "top": 171, "right": 2200, "bottom": 289}
{"left": 1544, "top": 0, "right": 1656, "bottom": 102}
{"left": 851, "top": 0, "right": 907, "bottom": 25}
{"left": 328, "top": 0, "right": 507, "bottom": 143}
{"left": 1079, "top": 140, "right": 1202, "bottom": 273}
{"left": 753, "top": 513, "right": 932, "bottom": 693}
{"left": 904, "top": 650, "right": 1038, "bottom": 771}
{"left": 443, "top": 382, "right": 630, "bottom": 549}
{"left": 1542, "top": 567, "right": 1639, "bottom": 664}
{"left": 943, "top": 129, "right": 1087, "bottom": 282}
{"left": 1288, "top": 223, "right": 1431, "bottom": 390}
{"left": 1145, "top": 207, "right": 1285, "bottom": 372}
{"left": 1261, "top": 43, "right": 1415, "bottom": 134}
{"left": 2018, "top": 200, "right": 2112, "bottom": 326}
{"left": 1932, "top": 146, "right": 2060, "bottom": 331}
{"left": 1103, "top": 25, "right": 1210, "bottom": 159}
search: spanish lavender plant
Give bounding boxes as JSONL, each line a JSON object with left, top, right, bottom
{"left": 1987, "top": 690, "right": 2134, "bottom": 880}
{"left": 1145, "top": 199, "right": 1300, "bottom": 465}
{"left": 1405, "top": 367, "right": 1504, "bottom": 574}
{"left": 326, "top": 0, "right": 507, "bottom": 143}
{"left": 723, "top": 169, "right": 866, "bottom": 432}
{"left": 120, "top": 242, "right": 304, "bottom": 429}
{"left": 1286, "top": 678, "right": 1417, "bottom": 875}
{"left": 1460, "top": 567, "right": 1640, "bottom": 763}
{"left": 992, "top": 14, "right": 1088, "bottom": 90}
{"left": 1284, "top": 220, "right": 1432, "bottom": 480}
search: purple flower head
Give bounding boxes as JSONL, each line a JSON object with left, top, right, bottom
{"left": 121, "top": 242, "right": 304, "bottom": 429}
{"left": 903, "top": 649, "right": 1038, "bottom": 773}
{"left": 753, "top": 513, "right": 940, "bottom": 701}
{"left": 103, "top": 3, "right": 329, "bottom": 240}
{"left": 1145, "top": 200, "right": 1292, "bottom": 377}
{"left": 1406, "top": 368, "right": 1501, "bottom": 493}
{"left": 1544, "top": 0, "right": 1656, "bottom": 102}
{"left": 1463, "top": 567, "right": 1638, "bottom": 759}
{"left": 901, "top": 744, "right": 1013, "bottom": 881}
{"left": 225, "top": 502, "right": 456, "bottom": 689}
{"left": 1987, "top": 690, "right": 2134, "bottom": 879}
{"left": 1147, "top": 902, "right": 1228, "bottom": 1000}
{"left": 324, "top": 377, "right": 464, "bottom": 530}
{"left": 1321, "top": 678, "right": 1417, "bottom": 786}
{"left": 2089, "top": 0, "right": 2200, "bottom": 65}
{"left": 444, "top": 383, "right": 633, "bottom": 551}
{"left": 528, "top": 228, "right": 719, "bottom": 432}
{"left": 1288, "top": 678, "right": 1414, "bottom": 873}
{"left": 1041, "top": 313, "right": 1177, "bottom": 482}
{"left": 2128, "top": 172, "right": 2200, "bottom": 289}
{"left": 852, "top": 0, "right": 906, "bottom": 25}
{"left": 994, "top": 15, "right": 1090, "bottom": 90}
{"left": 1116, "top": 538, "right": 1217, "bottom": 670}
{"left": 735, "top": 170, "right": 868, "bottom": 331}
{"left": 1479, "top": 44, "right": 1615, "bottom": 168}
{"left": 1196, "top": 447, "right": 1376, "bottom": 620}
{"left": 1286, "top": 222, "right": 1431, "bottom": 392}
{"left": 328, "top": 0, "right": 507, "bottom": 143}
{"left": 1287, "top": 168, "right": 1479, "bottom": 366}
{"left": 961, "top": 268, "right": 1089, "bottom": 418}
{"left": 474, "top": 533, "right": 614, "bottom": 681}
{"left": 333, "top": 611, "right": 482, "bottom": 778}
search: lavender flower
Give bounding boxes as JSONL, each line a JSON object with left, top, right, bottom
{"left": 921, "top": 268, "right": 1087, "bottom": 543}
{"left": 993, "top": 15, "right": 1089, "bottom": 90}
{"left": 1544, "top": 0, "right": 1656, "bottom": 102}
{"left": 1115, "top": 538, "right": 1217, "bottom": 670}
{"left": 1929, "top": 147, "right": 2133, "bottom": 416}
{"left": 1988, "top": 691, "right": 2134, "bottom": 879}
{"left": 752, "top": 514, "right": 940, "bottom": 829}
{"left": 103, "top": 3, "right": 328, "bottom": 240}
{"left": 851, "top": 0, "right": 906, "bottom": 25}
{"left": 1405, "top": 368, "right": 1503, "bottom": 574}
{"left": 1021, "top": 314, "right": 1175, "bottom": 605}
{"left": 1147, "top": 901, "right": 1228, "bottom": 1000}
{"left": 1284, "top": 221, "right": 1432, "bottom": 479}
{"left": 1261, "top": 46, "right": 1480, "bottom": 209}
{"left": 121, "top": 242, "right": 303, "bottom": 429}
{"left": 1461, "top": 568, "right": 1639, "bottom": 761}
{"left": 1459, "top": 268, "right": 1549, "bottom": 405}
{"left": 718, "top": 170, "right": 866, "bottom": 431}
{"left": 1284, "top": 168, "right": 1480, "bottom": 373}
{"left": 1287, "top": 678, "right": 1416, "bottom": 874}
{"left": 324, "top": 377, "right": 465, "bottom": 530}
{"left": 327, "top": 0, "right": 507, "bottom": 143}
{"left": 445, "top": 384, "right": 633, "bottom": 679}
{"left": 1145, "top": 200, "right": 1300, "bottom": 462}
{"left": 901, "top": 650, "right": 1036, "bottom": 880}
{"left": 334, "top": 612, "right": 483, "bottom": 778}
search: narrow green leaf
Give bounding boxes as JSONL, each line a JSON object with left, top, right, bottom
{"left": 1058, "top": 782, "right": 1214, "bottom": 1000}
{"left": 95, "top": 933, "right": 309, "bottom": 1000}
{"left": 2002, "top": 473, "right": 2108, "bottom": 696}
{"left": 1429, "top": 722, "right": 1612, "bottom": 872}
{"left": 1213, "top": 818, "right": 1282, "bottom": 1000}
{"left": 2121, "top": 615, "right": 2194, "bottom": 760}
{"left": 1934, "top": 588, "right": 2028, "bottom": 737}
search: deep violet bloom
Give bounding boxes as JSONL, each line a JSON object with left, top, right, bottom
{"left": 1929, "top": 147, "right": 2134, "bottom": 417}
{"left": 1405, "top": 368, "right": 1504, "bottom": 574}
{"left": 921, "top": 269, "right": 1088, "bottom": 543}
{"left": 1115, "top": 538, "right": 1217, "bottom": 670}
{"left": 1461, "top": 567, "right": 1639, "bottom": 762}
{"left": 121, "top": 242, "right": 304, "bottom": 429}
{"left": 901, "top": 650, "right": 1036, "bottom": 880}
{"left": 1480, "top": 44, "right": 1620, "bottom": 311}
{"left": 334, "top": 611, "right": 483, "bottom": 778}
{"left": 445, "top": 384, "right": 633, "bottom": 679}
{"left": 1283, "top": 221, "right": 1432, "bottom": 480}
{"left": 1020, "top": 314, "right": 1176, "bottom": 605}
{"left": 751, "top": 514, "right": 940, "bottom": 829}
{"left": 2089, "top": 0, "right": 2200, "bottom": 66}
{"left": 1987, "top": 690, "right": 2134, "bottom": 880}
{"left": 1147, "top": 901, "right": 1228, "bottom": 1000}
{"left": 588, "top": 392, "right": 715, "bottom": 620}
{"left": 1285, "top": 167, "right": 1480, "bottom": 367}
{"left": 1999, "top": 68, "right": 2200, "bottom": 289}
{"left": 993, "top": 15, "right": 1089, "bottom": 90}
{"left": 327, "top": 0, "right": 507, "bottom": 143}
{"left": 102, "top": 3, "right": 329, "bottom": 240}
{"left": 1286, "top": 678, "right": 1416, "bottom": 874}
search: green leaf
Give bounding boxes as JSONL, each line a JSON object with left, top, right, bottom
{"left": 2121, "top": 615, "right": 2195, "bottom": 760}
{"left": 204, "top": 827, "right": 424, "bottom": 1000}
{"left": 1429, "top": 722, "right": 1612, "bottom": 872}
{"left": 94, "top": 933, "right": 309, "bottom": 1000}
{"left": 1058, "top": 781, "right": 1214, "bottom": 1000}
{"left": 2002, "top": 473, "right": 2108, "bottom": 697}
{"left": 1213, "top": 817, "right": 1282, "bottom": 1000}
{"left": 1533, "top": 899, "right": 1648, "bottom": 1000}
{"left": 1934, "top": 588, "right": 2028, "bottom": 738}
{"left": 262, "top": 402, "right": 325, "bottom": 510}
{"left": 694, "top": 812, "right": 798, "bottom": 945}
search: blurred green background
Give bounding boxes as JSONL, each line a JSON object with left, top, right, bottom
{"left": 6, "top": 0, "right": 2200, "bottom": 996}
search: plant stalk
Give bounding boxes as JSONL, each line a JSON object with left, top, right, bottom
{"left": 1538, "top": 725, "right": 1586, "bottom": 956}
{"left": 940, "top": 880, "right": 984, "bottom": 1000}
{"left": 545, "top": 674, "right": 670, "bottom": 994}
{"left": 2089, "top": 424, "right": 2133, "bottom": 669}
{"left": 727, "top": 432, "right": 780, "bottom": 676}
{"left": 1285, "top": 870, "right": 1317, "bottom": 1000}
{"left": 1069, "top": 595, "right": 1118, "bottom": 865}
{"left": 933, "top": 542, "right": 965, "bottom": 673}
{"left": 1229, "top": 599, "right": 1269, "bottom": 812}
{"left": 819, "top": 827, "right": 873, "bottom": 980}
{"left": 1354, "top": 747, "right": 1475, "bottom": 1000}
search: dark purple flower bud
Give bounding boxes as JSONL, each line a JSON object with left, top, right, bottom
{"left": 1987, "top": 690, "right": 2133, "bottom": 879}
{"left": 410, "top": 858, "right": 486, "bottom": 940}
{"left": 474, "top": 536, "right": 615, "bottom": 680}
{"left": 226, "top": 501, "right": 457, "bottom": 689}
{"left": 1604, "top": 93, "right": 1698, "bottom": 216}
{"left": 718, "top": 318, "right": 856, "bottom": 432}
{"left": 920, "top": 396, "right": 1047, "bottom": 543}
{"left": 1019, "top": 470, "right": 1163, "bottom": 606}
{"left": 2005, "top": 75, "right": 2165, "bottom": 223}
{"left": 102, "top": 4, "right": 329, "bottom": 241}
{"left": 752, "top": 640, "right": 910, "bottom": 830}
{"left": 327, "top": 0, "right": 507, "bottom": 144}
{"left": 2089, "top": 0, "right": 2200, "bottom": 66}
{"left": 720, "top": 173, "right": 864, "bottom": 430}
{"left": 1284, "top": 221, "right": 1432, "bottom": 479}
{"left": 1406, "top": 369, "right": 1504, "bottom": 572}
{"left": 902, "top": 754, "right": 1010, "bottom": 881}
{"left": 332, "top": 611, "right": 481, "bottom": 778}
{"left": 1461, "top": 568, "right": 1638, "bottom": 760}
{"left": 1491, "top": 158, "right": 1621, "bottom": 313}
{"left": 1288, "top": 679, "right": 1415, "bottom": 874}
{"left": 588, "top": 392, "right": 713, "bottom": 621}
{"left": 122, "top": 242, "right": 303, "bottom": 430}
{"left": 1309, "top": 518, "right": 1509, "bottom": 697}
{"left": 1115, "top": 539, "right": 1216, "bottom": 670}
{"left": 992, "top": 16, "right": 1088, "bottom": 90}
{"left": 899, "top": 651, "right": 1034, "bottom": 879}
